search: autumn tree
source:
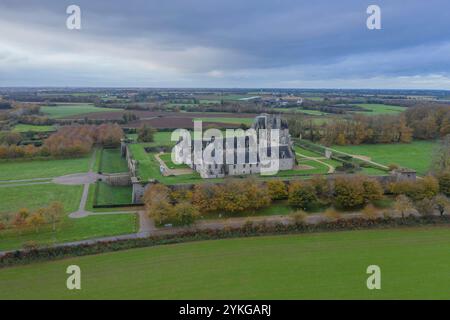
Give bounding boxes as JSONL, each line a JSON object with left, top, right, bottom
{"left": 190, "top": 184, "right": 220, "bottom": 212}
{"left": 432, "top": 135, "right": 450, "bottom": 173}
{"left": 26, "top": 209, "right": 46, "bottom": 233}
{"left": 362, "top": 179, "right": 384, "bottom": 203}
{"left": 12, "top": 208, "right": 30, "bottom": 229}
{"left": 288, "top": 181, "right": 317, "bottom": 210}
{"left": 143, "top": 184, "right": 174, "bottom": 224}
{"left": 390, "top": 176, "right": 439, "bottom": 201}
{"left": 147, "top": 199, "right": 175, "bottom": 225}
{"left": 45, "top": 201, "right": 65, "bottom": 232}
{"left": 266, "top": 180, "right": 288, "bottom": 200}
{"left": 97, "top": 123, "right": 123, "bottom": 147}
{"left": 438, "top": 171, "right": 450, "bottom": 196}
{"left": 415, "top": 198, "right": 435, "bottom": 216}
{"left": 173, "top": 202, "right": 200, "bottom": 225}
{"left": 333, "top": 176, "right": 365, "bottom": 209}
{"left": 143, "top": 184, "right": 171, "bottom": 208}
{"left": 433, "top": 194, "right": 450, "bottom": 216}
{"left": 394, "top": 195, "right": 414, "bottom": 218}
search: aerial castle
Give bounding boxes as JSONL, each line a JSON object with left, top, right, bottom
{"left": 179, "top": 113, "right": 296, "bottom": 178}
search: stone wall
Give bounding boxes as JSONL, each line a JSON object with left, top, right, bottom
{"left": 103, "top": 173, "right": 131, "bottom": 186}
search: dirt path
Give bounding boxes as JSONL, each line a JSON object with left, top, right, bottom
{"left": 296, "top": 152, "right": 335, "bottom": 174}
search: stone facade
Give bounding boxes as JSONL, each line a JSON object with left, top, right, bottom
{"left": 183, "top": 113, "right": 296, "bottom": 178}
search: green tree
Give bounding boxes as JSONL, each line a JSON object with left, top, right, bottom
{"left": 137, "top": 124, "right": 156, "bottom": 143}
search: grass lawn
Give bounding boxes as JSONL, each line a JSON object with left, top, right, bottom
{"left": 159, "top": 153, "right": 189, "bottom": 169}
{"left": 129, "top": 143, "right": 202, "bottom": 184}
{"left": 1, "top": 227, "right": 448, "bottom": 299}
{"left": 95, "top": 182, "right": 132, "bottom": 206}
{"left": 354, "top": 104, "right": 406, "bottom": 115}
{"left": 41, "top": 103, "right": 121, "bottom": 119}
{"left": 0, "top": 156, "right": 91, "bottom": 181}
{"left": 0, "top": 183, "right": 136, "bottom": 251}
{"left": 99, "top": 149, "right": 128, "bottom": 173}
{"left": 12, "top": 124, "right": 56, "bottom": 133}
{"left": 128, "top": 131, "right": 176, "bottom": 147}
{"left": 332, "top": 140, "right": 437, "bottom": 175}
{"left": 0, "top": 183, "right": 82, "bottom": 215}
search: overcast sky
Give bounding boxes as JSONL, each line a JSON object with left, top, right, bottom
{"left": 1, "top": 0, "right": 450, "bottom": 89}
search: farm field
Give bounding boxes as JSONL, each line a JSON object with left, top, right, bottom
{"left": 1, "top": 227, "right": 449, "bottom": 299}
{"left": 354, "top": 104, "right": 406, "bottom": 115}
{"left": 193, "top": 117, "right": 254, "bottom": 125}
{"left": 41, "top": 103, "right": 121, "bottom": 119}
{"left": 12, "top": 124, "right": 56, "bottom": 132}
{"left": 0, "top": 156, "right": 91, "bottom": 181}
{"left": 332, "top": 140, "right": 437, "bottom": 175}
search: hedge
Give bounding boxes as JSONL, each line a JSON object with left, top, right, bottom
{"left": 1, "top": 215, "right": 449, "bottom": 268}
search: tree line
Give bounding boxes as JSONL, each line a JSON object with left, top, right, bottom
{"left": 288, "top": 104, "right": 450, "bottom": 145}
{"left": 143, "top": 173, "right": 450, "bottom": 226}
{"left": 0, "top": 124, "right": 123, "bottom": 159}
{"left": 0, "top": 202, "right": 65, "bottom": 234}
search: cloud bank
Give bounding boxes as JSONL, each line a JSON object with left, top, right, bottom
{"left": 1, "top": 0, "right": 450, "bottom": 88}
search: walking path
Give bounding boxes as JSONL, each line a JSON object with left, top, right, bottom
{"left": 296, "top": 152, "right": 335, "bottom": 174}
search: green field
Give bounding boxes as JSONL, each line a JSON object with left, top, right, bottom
{"left": 99, "top": 149, "right": 128, "bottom": 173}
{"left": 127, "top": 131, "right": 175, "bottom": 147}
{"left": 0, "top": 183, "right": 82, "bottom": 215}
{"left": 354, "top": 104, "right": 407, "bottom": 115}
{"left": 0, "top": 183, "right": 136, "bottom": 251}
{"left": 1, "top": 227, "right": 448, "bottom": 299}
{"left": 12, "top": 124, "right": 56, "bottom": 133}
{"left": 0, "top": 156, "right": 91, "bottom": 181}
{"left": 41, "top": 103, "right": 121, "bottom": 119}
{"left": 95, "top": 182, "right": 132, "bottom": 206}
{"left": 159, "top": 153, "right": 189, "bottom": 169}
{"left": 129, "top": 143, "right": 202, "bottom": 184}
{"left": 332, "top": 140, "right": 437, "bottom": 175}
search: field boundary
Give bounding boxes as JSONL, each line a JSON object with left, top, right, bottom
{"left": 1, "top": 215, "right": 448, "bottom": 268}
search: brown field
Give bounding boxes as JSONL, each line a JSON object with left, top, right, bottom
{"left": 63, "top": 110, "right": 257, "bottom": 129}
{"left": 126, "top": 118, "right": 242, "bottom": 129}
{"left": 64, "top": 110, "right": 257, "bottom": 120}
